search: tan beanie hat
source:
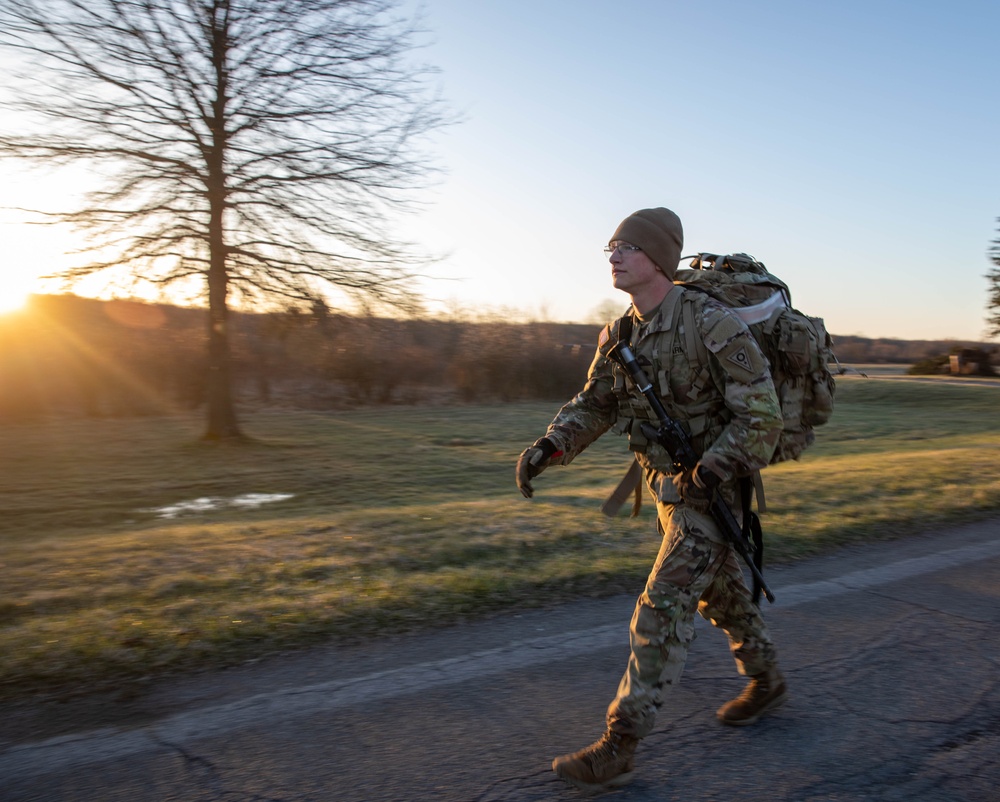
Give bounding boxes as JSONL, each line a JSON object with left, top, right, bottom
{"left": 609, "top": 207, "right": 684, "bottom": 278}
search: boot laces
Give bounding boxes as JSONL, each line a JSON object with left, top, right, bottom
{"left": 739, "top": 675, "right": 771, "bottom": 704}
{"left": 587, "top": 733, "right": 627, "bottom": 770}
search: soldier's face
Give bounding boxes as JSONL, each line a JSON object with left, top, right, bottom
{"left": 609, "top": 243, "right": 661, "bottom": 293}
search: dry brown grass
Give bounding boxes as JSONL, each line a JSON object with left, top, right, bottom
{"left": 2, "top": 380, "right": 999, "bottom": 698}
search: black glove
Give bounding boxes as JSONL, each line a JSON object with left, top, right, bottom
{"left": 516, "top": 437, "right": 560, "bottom": 498}
{"left": 671, "top": 464, "right": 718, "bottom": 513}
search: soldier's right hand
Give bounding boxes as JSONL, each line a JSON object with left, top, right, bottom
{"left": 516, "top": 437, "right": 560, "bottom": 498}
{"left": 671, "top": 464, "right": 717, "bottom": 513}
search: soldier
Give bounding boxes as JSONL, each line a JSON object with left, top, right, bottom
{"left": 516, "top": 207, "right": 788, "bottom": 792}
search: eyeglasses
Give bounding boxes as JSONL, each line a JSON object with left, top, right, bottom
{"left": 604, "top": 242, "right": 642, "bottom": 256}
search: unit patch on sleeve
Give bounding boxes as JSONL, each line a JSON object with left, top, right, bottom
{"left": 716, "top": 334, "right": 766, "bottom": 383}
{"left": 726, "top": 346, "right": 753, "bottom": 372}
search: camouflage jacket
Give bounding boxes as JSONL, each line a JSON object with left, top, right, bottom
{"left": 543, "top": 285, "right": 782, "bottom": 487}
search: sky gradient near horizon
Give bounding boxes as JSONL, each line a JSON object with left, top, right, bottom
{"left": 403, "top": 0, "right": 1000, "bottom": 340}
{"left": 2, "top": 0, "right": 998, "bottom": 340}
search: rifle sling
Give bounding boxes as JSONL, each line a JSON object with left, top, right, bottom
{"left": 740, "top": 475, "right": 766, "bottom": 605}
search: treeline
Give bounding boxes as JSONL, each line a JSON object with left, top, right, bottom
{"left": 0, "top": 295, "right": 596, "bottom": 421}
{"left": 828, "top": 335, "right": 991, "bottom": 367}
{"left": 0, "top": 294, "right": 993, "bottom": 422}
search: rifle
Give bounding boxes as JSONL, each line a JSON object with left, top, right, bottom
{"left": 606, "top": 341, "right": 775, "bottom": 604}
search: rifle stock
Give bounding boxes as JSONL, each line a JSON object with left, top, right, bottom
{"left": 609, "top": 342, "right": 775, "bottom": 604}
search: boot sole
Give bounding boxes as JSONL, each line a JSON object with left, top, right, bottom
{"left": 553, "top": 765, "right": 635, "bottom": 792}
{"left": 717, "top": 688, "right": 789, "bottom": 727}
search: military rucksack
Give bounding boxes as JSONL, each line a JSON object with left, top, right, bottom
{"left": 674, "top": 252, "right": 836, "bottom": 464}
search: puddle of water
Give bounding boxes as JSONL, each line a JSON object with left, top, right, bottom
{"left": 230, "top": 493, "right": 295, "bottom": 508}
{"left": 147, "top": 493, "right": 294, "bottom": 518}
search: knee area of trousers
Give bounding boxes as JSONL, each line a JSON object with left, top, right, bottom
{"left": 633, "top": 603, "right": 695, "bottom": 646}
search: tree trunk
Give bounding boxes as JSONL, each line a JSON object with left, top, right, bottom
{"left": 204, "top": 253, "right": 240, "bottom": 440}
{"left": 202, "top": 0, "right": 241, "bottom": 441}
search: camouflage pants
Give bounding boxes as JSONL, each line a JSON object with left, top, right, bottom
{"left": 606, "top": 493, "right": 778, "bottom": 739}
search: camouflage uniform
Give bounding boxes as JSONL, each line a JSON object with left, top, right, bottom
{"left": 542, "top": 284, "right": 783, "bottom": 739}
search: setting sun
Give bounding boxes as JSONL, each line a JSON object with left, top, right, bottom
{"left": 0, "top": 274, "right": 33, "bottom": 314}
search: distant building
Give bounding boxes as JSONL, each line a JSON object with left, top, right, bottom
{"left": 949, "top": 348, "right": 992, "bottom": 375}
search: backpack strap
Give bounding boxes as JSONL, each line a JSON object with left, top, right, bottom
{"left": 682, "top": 293, "right": 705, "bottom": 364}
{"left": 752, "top": 469, "right": 767, "bottom": 513}
{"left": 681, "top": 291, "right": 713, "bottom": 405}
{"left": 600, "top": 457, "right": 643, "bottom": 518}
{"left": 600, "top": 308, "right": 643, "bottom": 518}
{"left": 617, "top": 306, "right": 635, "bottom": 345}
{"left": 739, "top": 475, "right": 766, "bottom": 605}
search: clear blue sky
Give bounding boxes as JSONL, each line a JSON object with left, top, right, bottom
{"left": 2, "top": 0, "right": 998, "bottom": 341}
{"left": 403, "top": 0, "right": 1000, "bottom": 340}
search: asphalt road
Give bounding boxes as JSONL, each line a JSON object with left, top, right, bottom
{"left": 3, "top": 518, "right": 999, "bottom": 802}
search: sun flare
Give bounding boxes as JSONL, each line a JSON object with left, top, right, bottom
{"left": 0, "top": 260, "right": 53, "bottom": 314}
{"left": 0, "top": 282, "right": 31, "bottom": 315}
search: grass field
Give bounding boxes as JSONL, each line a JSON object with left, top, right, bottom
{"left": 2, "top": 377, "right": 1000, "bottom": 699}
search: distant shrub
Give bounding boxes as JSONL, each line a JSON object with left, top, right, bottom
{"left": 907, "top": 356, "right": 949, "bottom": 376}
{"left": 908, "top": 347, "right": 996, "bottom": 377}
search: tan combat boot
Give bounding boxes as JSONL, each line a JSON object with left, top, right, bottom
{"left": 717, "top": 666, "right": 788, "bottom": 726}
{"left": 551, "top": 730, "right": 639, "bottom": 791}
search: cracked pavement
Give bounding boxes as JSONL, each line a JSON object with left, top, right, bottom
{"left": 2, "top": 519, "right": 999, "bottom": 801}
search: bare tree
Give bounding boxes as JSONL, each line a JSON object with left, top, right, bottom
{"left": 0, "top": 0, "right": 447, "bottom": 438}
{"left": 988, "top": 220, "right": 1000, "bottom": 340}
